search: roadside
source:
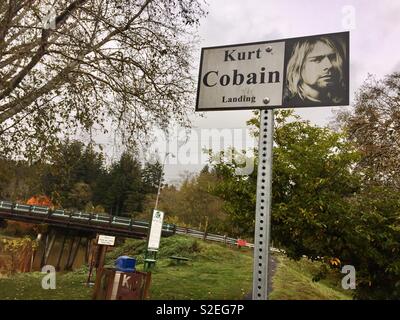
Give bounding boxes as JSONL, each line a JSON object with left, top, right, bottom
{"left": 244, "top": 254, "right": 277, "bottom": 300}
{"left": 269, "top": 254, "right": 352, "bottom": 300}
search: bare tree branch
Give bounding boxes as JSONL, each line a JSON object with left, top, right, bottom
{"left": 0, "top": 0, "right": 206, "bottom": 159}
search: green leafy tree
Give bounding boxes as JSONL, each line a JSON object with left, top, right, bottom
{"left": 211, "top": 110, "right": 361, "bottom": 242}
{"left": 104, "top": 152, "right": 143, "bottom": 216}
{"left": 334, "top": 73, "right": 400, "bottom": 299}
{"left": 210, "top": 154, "right": 257, "bottom": 236}
{"left": 336, "top": 72, "right": 400, "bottom": 188}
{"left": 341, "top": 186, "right": 400, "bottom": 299}
{"left": 142, "top": 161, "right": 163, "bottom": 194}
{"left": 270, "top": 111, "right": 360, "bottom": 259}
{"left": 210, "top": 109, "right": 400, "bottom": 299}
{"left": 0, "top": 158, "right": 44, "bottom": 201}
{"left": 41, "top": 140, "right": 106, "bottom": 207}
{"left": 144, "top": 169, "right": 229, "bottom": 233}
{"left": 68, "top": 182, "right": 92, "bottom": 210}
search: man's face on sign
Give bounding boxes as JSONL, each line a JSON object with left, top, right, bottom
{"left": 301, "top": 41, "right": 339, "bottom": 90}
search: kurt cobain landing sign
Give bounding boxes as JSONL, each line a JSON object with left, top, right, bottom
{"left": 196, "top": 31, "right": 349, "bottom": 111}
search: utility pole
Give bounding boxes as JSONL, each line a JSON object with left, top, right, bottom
{"left": 154, "top": 152, "right": 174, "bottom": 210}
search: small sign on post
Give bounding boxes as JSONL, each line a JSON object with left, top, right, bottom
{"left": 97, "top": 235, "right": 116, "bottom": 246}
{"left": 87, "top": 234, "right": 116, "bottom": 286}
{"left": 144, "top": 210, "right": 165, "bottom": 271}
{"left": 148, "top": 210, "right": 164, "bottom": 251}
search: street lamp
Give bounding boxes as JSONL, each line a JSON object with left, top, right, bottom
{"left": 154, "top": 152, "right": 174, "bottom": 210}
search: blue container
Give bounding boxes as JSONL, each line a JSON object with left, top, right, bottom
{"left": 115, "top": 256, "right": 136, "bottom": 272}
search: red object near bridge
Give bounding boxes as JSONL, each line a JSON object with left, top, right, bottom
{"left": 236, "top": 239, "right": 247, "bottom": 247}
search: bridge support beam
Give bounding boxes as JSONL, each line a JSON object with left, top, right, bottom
{"left": 56, "top": 233, "right": 67, "bottom": 271}
{"left": 40, "top": 233, "right": 49, "bottom": 268}
{"left": 65, "top": 236, "right": 76, "bottom": 271}
{"left": 66, "top": 236, "right": 82, "bottom": 270}
{"left": 44, "top": 232, "right": 56, "bottom": 266}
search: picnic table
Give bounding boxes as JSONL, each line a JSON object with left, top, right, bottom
{"left": 169, "top": 255, "right": 190, "bottom": 264}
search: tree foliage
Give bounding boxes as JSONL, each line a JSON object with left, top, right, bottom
{"left": 148, "top": 169, "right": 229, "bottom": 233}
{"left": 337, "top": 72, "right": 400, "bottom": 188}
{"left": 0, "top": 139, "right": 162, "bottom": 216}
{"left": 270, "top": 111, "right": 360, "bottom": 259}
{"left": 41, "top": 140, "right": 105, "bottom": 207}
{"left": 209, "top": 109, "right": 400, "bottom": 299}
{"left": 341, "top": 186, "right": 400, "bottom": 299}
{"left": 334, "top": 72, "right": 400, "bottom": 298}
{"left": 210, "top": 152, "right": 257, "bottom": 237}
{"left": 102, "top": 152, "right": 144, "bottom": 216}
{"left": 142, "top": 160, "right": 163, "bottom": 194}
{"left": 0, "top": 0, "right": 207, "bottom": 158}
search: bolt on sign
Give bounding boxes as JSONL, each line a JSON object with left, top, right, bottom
{"left": 196, "top": 31, "right": 349, "bottom": 111}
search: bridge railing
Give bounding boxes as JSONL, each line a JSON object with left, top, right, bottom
{"left": 175, "top": 226, "right": 254, "bottom": 248}
{"left": 0, "top": 200, "right": 175, "bottom": 235}
{"left": 1, "top": 200, "right": 279, "bottom": 250}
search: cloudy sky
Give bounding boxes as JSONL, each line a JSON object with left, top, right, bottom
{"left": 98, "top": 0, "right": 400, "bottom": 184}
{"left": 158, "top": 0, "right": 400, "bottom": 183}
{"left": 193, "top": 0, "right": 400, "bottom": 126}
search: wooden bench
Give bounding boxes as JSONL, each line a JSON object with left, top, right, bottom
{"left": 169, "top": 256, "right": 190, "bottom": 265}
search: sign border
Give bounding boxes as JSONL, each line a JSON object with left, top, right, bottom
{"left": 195, "top": 31, "right": 349, "bottom": 112}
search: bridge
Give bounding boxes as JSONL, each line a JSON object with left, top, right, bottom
{"left": 0, "top": 200, "right": 175, "bottom": 271}
{"left": 0, "top": 200, "right": 175, "bottom": 239}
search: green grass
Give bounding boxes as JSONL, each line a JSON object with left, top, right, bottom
{"left": 149, "top": 250, "right": 252, "bottom": 299}
{"left": 269, "top": 253, "right": 353, "bottom": 300}
{"left": 0, "top": 267, "right": 92, "bottom": 300}
{"left": 108, "top": 235, "right": 254, "bottom": 299}
{"left": 0, "top": 235, "right": 352, "bottom": 300}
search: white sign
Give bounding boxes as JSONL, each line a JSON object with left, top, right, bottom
{"left": 97, "top": 234, "right": 115, "bottom": 246}
{"left": 196, "top": 32, "right": 349, "bottom": 111}
{"left": 148, "top": 210, "right": 164, "bottom": 250}
{"left": 197, "top": 41, "right": 285, "bottom": 110}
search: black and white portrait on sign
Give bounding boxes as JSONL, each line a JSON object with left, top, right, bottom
{"left": 282, "top": 32, "right": 349, "bottom": 107}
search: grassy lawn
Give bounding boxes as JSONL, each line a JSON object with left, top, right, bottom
{"left": 269, "top": 253, "right": 352, "bottom": 300}
{"left": 0, "top": 269, "right": 92, "bottom": 300}
{"left": 109, "top": 235, "right": 254, "bottom": 300}
{"left": 0, "top": 235, "right": 352, "bottom": 300}
{"left": 148, "top": 248, "right": 253, "bottom": 299}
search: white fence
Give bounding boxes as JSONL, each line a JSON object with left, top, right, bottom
{"left": 174, "top": 226, "right": 282, "bottom": 253}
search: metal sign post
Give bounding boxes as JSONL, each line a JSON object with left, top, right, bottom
{"left": 195, "top": 31, "right": 349, "bottom": 300}
{"left": 252, "top": 109, "right": 274, "bottom": 300}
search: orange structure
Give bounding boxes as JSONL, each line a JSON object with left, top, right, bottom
{"left": 26, "top": 195, "right": 53, "bottom": 207}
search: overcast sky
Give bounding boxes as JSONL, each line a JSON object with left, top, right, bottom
{"left": 95, "top": 0, "right": 400, "bottom": 184}
{"left": 158, "top": 0, "right": 400, "bottom": 184}
{"left": 193, "top": 0, "right": 400, "bottom": 127}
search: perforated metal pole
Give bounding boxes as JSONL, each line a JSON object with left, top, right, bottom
{"left": 252, "top": 109, "right": 274, "bottom": 300}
